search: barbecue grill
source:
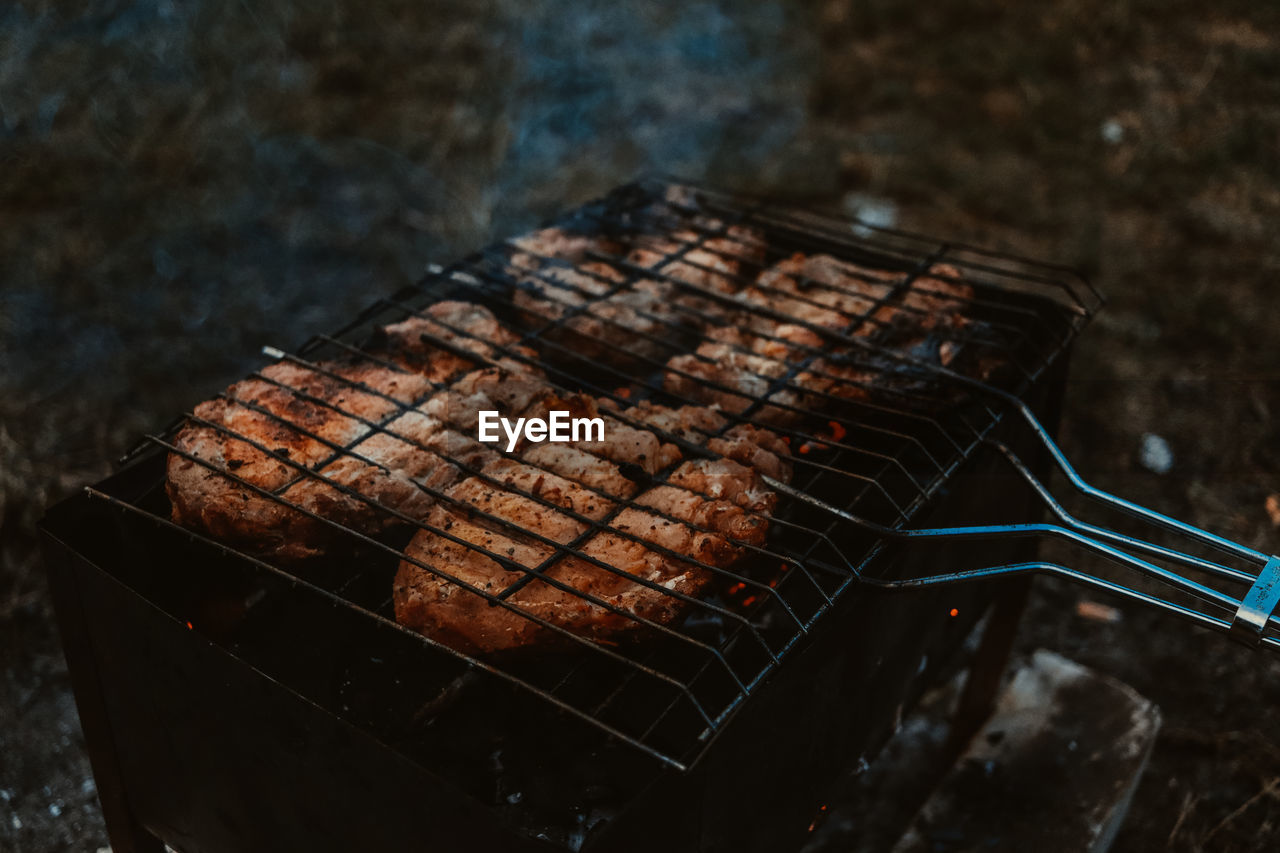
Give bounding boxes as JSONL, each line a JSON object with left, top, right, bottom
{"left": 41, "top": 179, "right": 1276, "bottom": 853}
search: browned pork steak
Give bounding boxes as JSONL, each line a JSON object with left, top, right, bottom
{"left": 166, "top": 301, "right": 537, "bottom": 560}
{"left": 663, "top": 255, "right": 980, "bottom": 423}
{"left": 505, "top": 208, "right": 768, "bottom": 368}
{"left": 508, "top": 247, "right": 689, "bottom": 366}
{"left": 392, "top": 400, "right": 792, "bottom": 655}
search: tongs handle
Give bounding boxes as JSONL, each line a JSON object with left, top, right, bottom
{"left": 1010, "top": 399, "right": 1269, "bottom": 567}
{"left": 765, "top": 406, "right": 1280, "bottom": 651}
{"left": 1006, "top": 401, "right": 1278, "bottom": 646}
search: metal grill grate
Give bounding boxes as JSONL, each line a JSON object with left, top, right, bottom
{"left": 92, "top": 178, "right": 1098, "bottom": 771}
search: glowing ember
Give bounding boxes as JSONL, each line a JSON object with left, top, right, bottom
{"left": 949, "top": 608, "right": 959, "bottom": 617}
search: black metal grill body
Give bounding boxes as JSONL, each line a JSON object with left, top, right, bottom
{"left": 41, "top": 180, "right": 1090, "bottom": 852}
{"left": 41, "top": 408, "right": 1058, "bottom": 853}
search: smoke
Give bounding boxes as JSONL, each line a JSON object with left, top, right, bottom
{"left": 1, "top": 0, "right": 819, "bottom": 417}
{"left": 490, "top": 0, "right": 815, "bottom": 231}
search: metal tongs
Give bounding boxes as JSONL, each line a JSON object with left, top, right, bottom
{"left": 766, "top": 383, "right": 1280, "bottom": 653}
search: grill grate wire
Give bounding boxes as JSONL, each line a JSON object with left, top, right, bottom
{"left": 89, "top": 178, "right": 1105, "bottom": 770}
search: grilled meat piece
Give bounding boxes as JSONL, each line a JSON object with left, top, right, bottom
{"left": 166, "top": 302, "right": 535, "bottom": 561}
{"left": 607, "top": 398, "right": 727, "bottom": 442}
{"left": 664, "top": 337, "right": 807, "bottom": 424}
{"left": 509, "top": 226, "right": 625, "bottom": 262}
{"left": 707, "top": 426, "right": 794, "bottom": 485}
{"left": 508, "top": 251, "right": 692, "bottom": 366}
{"left": 660, "top": 323, "right": 874, "bottom": 424}
{"left": 742, "top": 252, "right": 903, "bottom": 333}
{"left": 393, "top": 447, "right": 776, "bottom": 654}
{"left": 696, "top": 325, "right": 879, "bottom": 408}
{"left": 521, "top": 444, "right": 638, "bottom": 499}
{"left": 261, "top": 364, "right": 654, "bottom": 560}
{"left": 421, "top": 366, "right": 682, "bottom": 479}
{"left": 508, "top": 211, "right": 768, "bottom": 360}
{"left": 372, "top": 301, "right": 541, "bottom": 379}
{"left": 479, "top": 457, "right": 619, "bottom": 521}
{"left": 394, "top": 503, "right": 711, "bottom": 654}
{"left": 662, "top": 256, "right": 983, "bottom": 423}
{"left": 393, "top": 389, "right": 791, "bottom": 654}
{"left": 873, "top": 263, "right": 973, "bottom": 334}
{"left": 665, "top": 458, "right": 778, "bottom": 514}
{"left": 167, "top": 359, "right": 429, "bottom": 560}
{"left": 608, "top": 399, "right": 794, "bottom": 484}
{"left": 512, "top": 256, "right": 628, "bottom": 305}
{"left": 740, "top": 254, "right": 974, "bottom": 341}
{"left": 626, "top": 186, "right": 767, "bottom": 297}
{"left": 625, "top": 223, "right": 766, "bottom": 295}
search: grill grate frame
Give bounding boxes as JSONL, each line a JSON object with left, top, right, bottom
{"left": 92, "top": 178, "right": 1099, "bottom": 772}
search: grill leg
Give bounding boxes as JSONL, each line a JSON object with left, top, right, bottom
{"left": 948, "top": 578, "right": 1031, "bottom": 749}
{"left": 948, "top": 354, "right": 1069, "bottom": 749}
{"left": 43, "top": 537, "right": 167, "bottom": 853}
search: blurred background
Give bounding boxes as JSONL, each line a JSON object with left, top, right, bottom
{"left": 2, "top": 1, "right": 1277, "bottom": 850}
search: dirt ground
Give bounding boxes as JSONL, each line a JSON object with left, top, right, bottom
{"left": 2, "top": 1, "right": 1278, "bottom": 850}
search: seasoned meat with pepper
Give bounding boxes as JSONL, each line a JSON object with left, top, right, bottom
{"left": 625, "top": 223, "right": 767, "bottom": 295}
{"left": 392, "top": 381, "right": 793, "bottom": 654}
{"left": 509, "top": 226, "right": 625, "bottom": 262}
{"left": 660, "top": 323, "right": 872, "bottom": 424}
{"left": 664, "top": 337, "right": 808, "bottom": 423}
{"left": 166, "top": 302, "right": 536, "bottom": 561}
{"left": 738, "top": 254, "right": 973, "bottom": 341}
{"left": 661, "top": 256, "right": 981, "bottom": 423}
{"left": 393, "top": 442, "right": 778, "bottom": 654}
{"left": 740, "top": 252, "right": 903, "bottom": 334}
{"left": 509, "top": 251, "right": 691, "bottom": 366}
{"left": 626, "top": 185, "right": 768, "bottom": 296}
{"left": 607, "top": 399, "right": 794, "bottom": 484}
